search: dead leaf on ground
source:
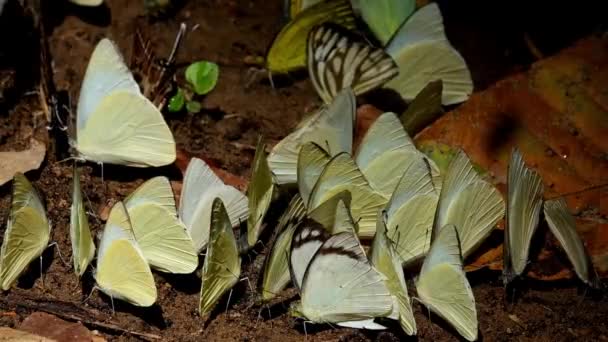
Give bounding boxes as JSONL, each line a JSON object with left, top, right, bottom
{"left": 0, "top": 139, "right": 46, "bottom": 186}
{"left": 0, "top": 327, "right": 55, "bottom": 342}
{"left": 19, "top": 312, "right": 105, "bottom": 342}
{"left": 411, "top": 36, "right": 608, "bottom": 280}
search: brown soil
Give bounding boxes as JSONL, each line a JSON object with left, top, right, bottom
{"left": 0, "top": 0, "right": 607, "bottom": 341}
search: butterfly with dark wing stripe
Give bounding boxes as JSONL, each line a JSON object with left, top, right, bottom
{"left": 307, "top": 23, "right": 399, "bottom": 104}
{"left": 289, "top": 219, "right": 330, "bottom": 291}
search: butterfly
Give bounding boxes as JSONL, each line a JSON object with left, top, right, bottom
{"left": 179, "top": 158, "right": 248, "bottom": 253}
{"left": 0, "top": 173, "right": 51, "bottom": 290}
{"left": 543, "top": 198, "right": 601, "bottom": 288}
{"left": 416, "top": 224, "right": 478, "bottom": 341}
{"left": 199, "top": 198, "right": 242, "bottom": 319}
{"left": 351, "top": 0, "right": 416, "bottom": 46}
{"left": 243, "top": 137, "right": 275, "bottom": 251}
{"left": 68, "top": 0, "right": 103, "bottom": 6}
{"left": 268, "top": 87, "right": 355, "bottom": 185}
{"left": 260, "top": 195, "right": 307, "bottom": 302}
{"left": 289, "top": 229, "right": 393, "bottom": 329}
{"left": 307, "top": 152, "right": 387, "bottom": 238}
{"left": 124, "top": 176, "right": 198, "bottom": 274}
{"left": 307, "top": 23, "right": 399, "bottom": 104}
{"left": 384, "top": 3, "right": 473, "bottom": 105}
{"left": 307, "top": 190, "right": 354, "bottom": 234}
{"left": 286, "top": 0, "right": 326, "bottom": 19}
{"left": 95, "top": 201, "right": 157, "bottom": 307}
{"left": 433, "top": 149, "right": 505, "bottom": 259}
{"left": 70, "top": 166, "right": 96, "bottom": 277}
{"left": 370, "top": 211, "right": 416, "bottom": 335}
{"left": 503, "top": 148, "right": 544, "bottom": 285}
{"left": 73, "top": 38, "right": 176, "bottom": 167}
{"left": 384, "top": 150, "right": 439, "bottom": 266}
{"left": 266, "top": 0, "right": 355, "bottom": 75}
{"left": 297, "top": 142, "right": 331, "bottom": 205}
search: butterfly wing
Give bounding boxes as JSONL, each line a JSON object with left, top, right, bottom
{"left": 95, "top": 202, "right": 157, "bottom": 307}
{"left": 199, "top": 198, "right": 242, "bottom": 318}
{"left": 246, "top": 138, "right": 275, "bottom": 248}
{"left": 0, "top": 174, "right": 50, "bottom": 290}
{"left": 297, "top": 142, "right": 330, "bottom": 205}
{"left": 70, "top": 166, "right": 95, "bottom": 277}
{"left": 384, "top": 3, "right": 472, "bottom": 105}
{"left": 434, "top": 150, "right": 505, "bottom": 258}
{"left": 503, "top": 149, "right": 544, "bottom": 284}
{"left": 298, "top": 232, "right": 393, "bottom": 323}
{"left": 307, "top": 190, "right": 352, "bottom": 231}
{"left": 416, "top": 224, "right": 478, "bottom": 341}
{"left": 370, "top": 214, "right": 416, "bottom": 335}
{"left": 180, "top": 158, "right": 248, "bottom": 252}
{"left": 76, "top": 90, "right": 176, "bottom": 167}
{"left": 355, "top": 112, "right": 416, "bottom": 197}
{"left": 307, "top": 24, "right": 398, "bottom": 104}
{"left": 268, "top": 88, "right": 355, "bottom": 185}
{"left": 543, "top": 198, "right": 600, "bottom": 287}
{"left": 261, "top": 195, "right": 307, "bottom": 301}
{"left": 289, "top": 220, "right": 330, "bottom": 290}
{"left": 124, "top": 176, "right": 177, "bottom": 216}
{"left": 266, "top": 0, "right": 355, "bottom": 73}
{"left": 385, "top": 157, "right": 438, "bottom": 265}
{"left": 68, "top": 0, "right": 103, "bottom": 6}
{"left": 77, "top": 39, "right": 140, "bottom": 136}
{"left": 351, "top": 0, "right": 416, "bottom": 45}
{"left": 308, "top": 152, "right": 387, "bottom": 238}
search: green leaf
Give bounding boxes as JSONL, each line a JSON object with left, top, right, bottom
{"left": 186, "top": 100, "right": 202, "bottom": 113}
{"left": 168, "top": 88, "right": 186, "bottom": 112}
{"left": 185, "top": 61, "right": 219, "bottom": 95}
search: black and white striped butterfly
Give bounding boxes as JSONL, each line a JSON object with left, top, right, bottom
{"left": 289, "top": 220, "right": 393, "bottom": 329}
{"left": 307, "top": 23, "right": 399, "bottom": 104}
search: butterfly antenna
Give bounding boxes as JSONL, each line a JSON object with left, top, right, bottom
{"left": 49, "top": 241, "right": 67, "bottom": 266}
{"left": 39, "top": 255, "right": 45, "bottom": 290}
{"left": 82, "top": 286, "right": 98, "bottom": 304}
{"left": 268, "top": 70, "right": 275, "bottom": 90}
{"left": 167, "top": 23, "right": 187, "bottom": 66}
{"left": 239, "top": 276, "right": 253, "bottom": 293}
{"left": 110, "top": 295, "right": 115, "bottom": 315}
{"left": 303, "top": 321, "right": 308, "bottom": 340}
{"left": 225, "top": 288, "right": 233, "bottom": 313}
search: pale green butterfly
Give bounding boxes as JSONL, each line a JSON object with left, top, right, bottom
{"left": 434, "top": 149, "right": 505, "bottom": 259}
{"left": 0, "top": 173, "right": 51, "bottom": 290}
{"left": 350, "top": 0, "right": 416, "bottom": 46}
{"left": 199, "top": 198, "right": 242, "bottom": 319}
{"left": 370, "top": 211, "right": 416, "bottom": 336}
{"left": 268, "top": 87, "right": 355, "bottom": 185}
{"left": 124, "top": 176, "right": 198, "bottom": 274}
{"left": 95, "top": 201, "right": 157, "bottom": 307}
{"left": 70, "top": 166, "right": 95, "bottom": 277}
{"left": 416, "top": 224, "right": 478, "bottom": 341}
{"left": 503, "top": 148, "right": 544, "bottom": 285}
{"left": 384, "top": 3, "right": 473, "bottom": 105}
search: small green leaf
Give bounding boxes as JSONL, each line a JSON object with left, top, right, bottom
{"left": 186, "top": 100, "right": 202, "bottom": 113}
{"left": 185, "top": 61, "right": 219, "bottom": 95}
{"left": 168, "top": 88, "right": 185, "bottom": 112}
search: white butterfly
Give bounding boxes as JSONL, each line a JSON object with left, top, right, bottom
{"left": 68, "top": 0, "right": 103, "bottom": 6}
{"left": 307, "top": 23, "right": 399, "bottom": 104}
{"left": 179, "top": 158, "right": 248, "bottom": 253}
{"left": 434, "top": 149, "right": 505, "bottom": 258}
{"left": 289, "top": 220, "right": 330, "bottom": 291}
{"left": 73, "top": 38, "right": 176, "bottom": 167}
{"left": 503, "top": 149, "right": 543, "bottom": 285}
{"left": 95, "top": 202, "right": 157, "bottom": 307}
{"left": 290, "top": 231, "right": 393, "bottom": 329}
{"left": 124, "top": 176, "right": 198, "bottom": 274}
{"left": 416, "top": 224, "right": 478, "bottom": 341}
{"left": 268, "top": 87, "right": 355, "bottom": 185}
{"left": 384, "top": 3, "right": 473, "bottom": 105}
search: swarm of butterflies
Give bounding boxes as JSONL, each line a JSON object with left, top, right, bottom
{"left": 0, "top": 0, "right": 600, "bottom": 341}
